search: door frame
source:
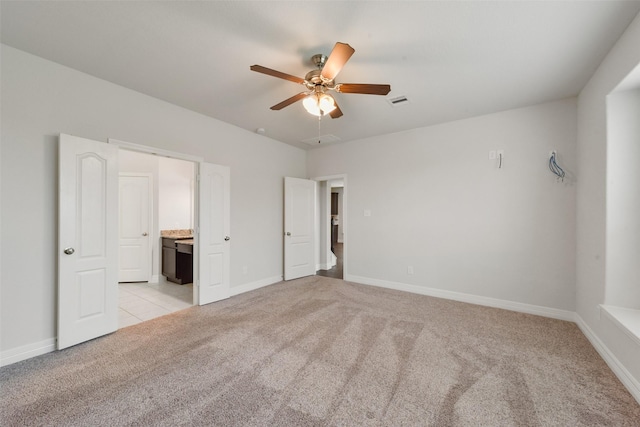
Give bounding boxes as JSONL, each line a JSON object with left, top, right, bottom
{"left": 312, "top": 174, "right": 348, "bottom": 279}
{"left": 118, "top": 172, "right": 153, "bottom": 283}
{"left": 109, "top": 138, "right": 203, "bottom": 305}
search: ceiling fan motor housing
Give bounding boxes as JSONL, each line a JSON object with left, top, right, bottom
{"left": 305, "top": 54, "right": 336, "bottom": 89}
{"left": 304, "top": 69, "right": 335, "bottom": 89}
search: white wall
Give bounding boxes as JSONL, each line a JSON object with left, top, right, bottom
{"left": 316, "top": 181, "right": 331, "bottom": 270}
{"left": 0, "top": 45, "right": 306, "bottom": 358}
{"left": 576, "top": 12, "right": 640, "bottom": 397}
{"left": 308, "top": 98, "right": 577, "bottom": 312}
{"left": 158, "top": 156, "right": 194, "bottom": 231}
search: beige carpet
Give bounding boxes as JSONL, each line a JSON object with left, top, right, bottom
{"left": 1, "top": 276, "right": 639, "bottom": 426}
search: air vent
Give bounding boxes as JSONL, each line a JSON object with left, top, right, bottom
{"left": 301, "top": 134, "right": 341, "bottom": 145}
{"left": 388, "top": 95, "right": 409, "bottom": 106}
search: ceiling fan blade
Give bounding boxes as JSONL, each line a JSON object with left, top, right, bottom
{"left": 330, "top": 103, "right": 343, "bottom": 119}
{"left": 336, "top": 83, "right": 391, "bottom": 95}
{"left": 250, "top": 65, "right": 305, "bottom": 84}
{"left": 321, "top": 42, "right": 355, "bottom": 81}
{"left": 270, "top": 92, "right": 308, "bottom": 110}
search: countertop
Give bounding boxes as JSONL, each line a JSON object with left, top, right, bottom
{"left": 161, "top": 229, "right": 193, "bottom": 239}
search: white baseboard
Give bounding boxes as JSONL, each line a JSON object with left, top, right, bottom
{"left": 150, "top": 275, "right": 160, "bottom": 283}
{"left": 575, "top": 313, "right": 640, "bottom": 404}
{"left": 1, "top": 338, "right": 56, "bottom": 367}
{"left": 316, "top": 263, "right": 332, "bottom": 271}
{"left": 345, "top": 274, "right": 575, "bottom": 321}
{"left": 230, "top": 275, "right": 283, "bottom": 297}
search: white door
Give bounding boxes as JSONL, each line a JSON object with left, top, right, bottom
{"left": 284, "top": 177, "right": 316, "bottom": 280}
{"left": 118, "top": 174, "right": 151, "bottom": 282}
{"left": 58, "top": 134, "right": 119, "bottom": 350}
{"left": 198, "top": 162, "right": 230, "bottom": 305}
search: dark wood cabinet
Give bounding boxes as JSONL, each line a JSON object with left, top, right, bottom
{"left": 162, "top": 237, "right": 193, "bottom": 284}
{"left": 162, "top": 246, "right": 177, "bottom": 280}
{"left": 176, "top": 241, "right": 193, "bottom": 284}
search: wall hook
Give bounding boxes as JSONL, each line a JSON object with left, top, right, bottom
{"left": 549, "top": 151, "right": 565, "bottom": 181}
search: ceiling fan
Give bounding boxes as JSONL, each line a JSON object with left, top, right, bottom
{"left": 250, "top": 42, "right": 391, "bottom": 118}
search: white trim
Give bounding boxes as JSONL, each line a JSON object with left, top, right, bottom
{"left": 316, "top": 263, "right": 333, "bottom": 271}
{"left": 575, "top": 313, "right": 640, "bottom": 404}
{"left": 345, "top": 274, "right": 575, "bottom": 321}
{"left": 600, "top": 305, "right": 640, "bottom": 347}
{"left": 311, "top": 174, "right": 346, "bottom": 182}
{"left": 108, "top": 138, "right": 204, "bottom": 163}
{"left": 1, "top": 338, "right": 56, "bottom": 367}
{"left": 150, "top": 275, "right": 160, "bottom": 283}
{"left": 229, "top": 275, "right": 282, "bottom": 297}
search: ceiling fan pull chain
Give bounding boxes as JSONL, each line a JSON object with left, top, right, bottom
{"left": 318, "top": 115, "right": 322, "bottom": 144}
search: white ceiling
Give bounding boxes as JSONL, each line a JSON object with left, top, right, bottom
{"left": 2, "top": 1, "right": 639, "bottom": 150}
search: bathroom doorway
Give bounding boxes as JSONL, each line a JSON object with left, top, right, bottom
{"left": 117, "top": 149, "right": 196, "bottom": 327}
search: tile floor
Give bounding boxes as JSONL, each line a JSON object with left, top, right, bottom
{"left": 119, "top": 279, "right": 193, "bottom": 328}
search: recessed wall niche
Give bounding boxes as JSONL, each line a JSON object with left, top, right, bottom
{"left": 605, "top": 62, "right": 640, "bottom": 310}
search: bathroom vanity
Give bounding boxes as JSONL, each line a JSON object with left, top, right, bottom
{"left": 161, "top": 230, "right": 193, "bottom": 284}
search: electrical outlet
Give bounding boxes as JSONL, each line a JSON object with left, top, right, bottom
{"left": 364, "top": 209, "right": 371, "bottom": 217}
{"left": 407, "top": 266, "right": 414, "bottom": 275}
{"left": 242, "top": 266, "right": 248, "bottom": 275}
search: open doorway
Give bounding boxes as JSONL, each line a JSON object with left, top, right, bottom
{"left": 117, "top": 149, "right": 196, "bottom": 327}
{"left": 314, "top": 175, "right": 347, "bottom": 280}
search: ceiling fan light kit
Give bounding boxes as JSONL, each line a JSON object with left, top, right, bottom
{"left": 302, "top": 92, "right": 336, "bottom": 117}
{"left": 250, "top": 42, "right": 391, "bottom": 119}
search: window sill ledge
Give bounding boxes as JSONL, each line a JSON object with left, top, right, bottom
{"left": 600, "top": 305, "right": 640, "bottom": 347}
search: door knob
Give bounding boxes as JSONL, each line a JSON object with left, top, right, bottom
{"left": 63, "top": 247, "right": 75, "bottom": 255}
{"left": 286, "top": 232, "right": 291, "bottom": 236}
{"left": 142, "top": 232, "right": 148, "bottom": 236}
{"left": 224, "top": 236, "right": 230, "bottom": 241}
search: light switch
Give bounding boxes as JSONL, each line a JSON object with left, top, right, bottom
{"left": 364, "top": 209, "right": 371, "bottom": 217}
{"left": 489, "top": 150, "right": 497, "bottom": 160}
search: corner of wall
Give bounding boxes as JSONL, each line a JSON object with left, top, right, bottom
{"left": 575, "top": 9, "right": 640, "bottom": 404}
